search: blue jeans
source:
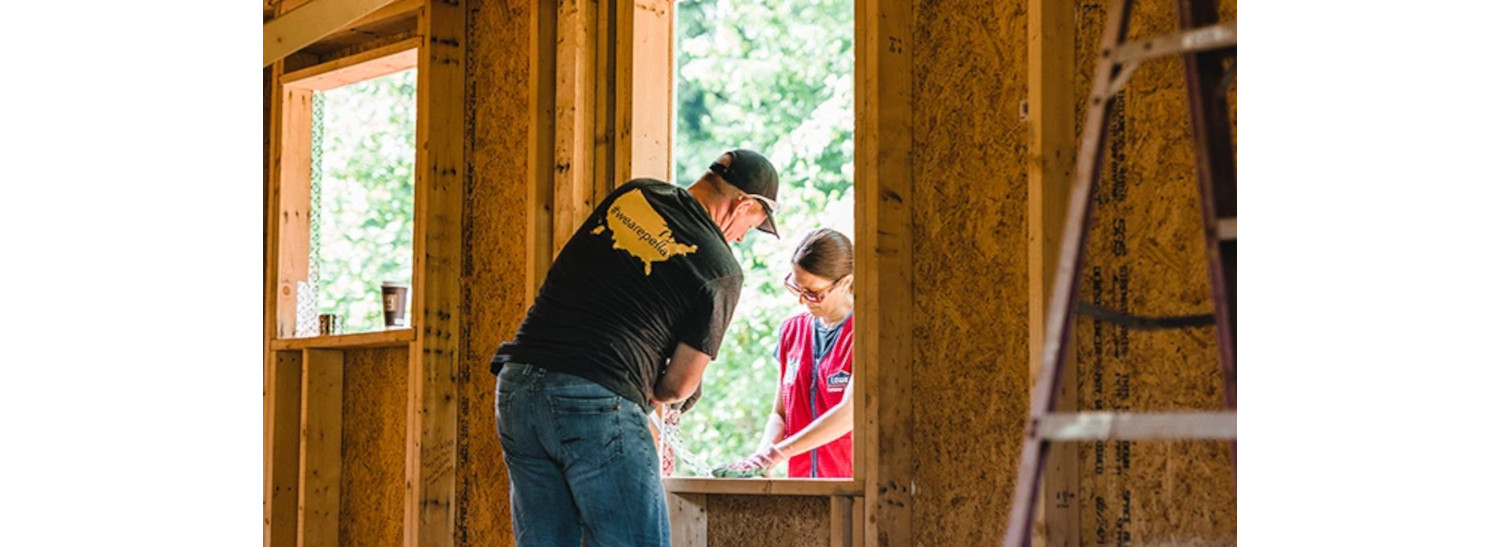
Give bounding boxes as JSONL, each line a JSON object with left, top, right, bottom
{"left": 495, "top": 363, "right": 668, "bottom": 546}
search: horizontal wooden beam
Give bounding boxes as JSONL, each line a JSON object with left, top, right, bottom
{"left": 1034, "top": 411, "right": 1237, "bottom": 441}
{"left": 265, "top": 0, "right": 400, "bottom": 67}
{"left": 662, "top": 478, "right": 864, "bottom": 497}
{"left": 271, "top": 328, "right": 415, "bottom": 351}
{"left": 283, "top": 36, "right": 421, "bottom": 91}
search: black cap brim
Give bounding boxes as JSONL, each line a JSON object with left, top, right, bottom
{"left": 757, "top": 214, "right": 779, "bottom": 238}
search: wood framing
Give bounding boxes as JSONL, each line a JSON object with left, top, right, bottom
{"left": 669, "top": 493, "right": 709, "bottom": 547}
{"left": 623, "top": 0, "right": 673, "bottom": 181}
{"left": 270, "top": 328, "right": 414, "bottom": 350}
{"left": 552, "top": 0, "right": 599, "bottom": 252}
{"left": 265, "top": 0, "right": 402, "bottom": 66}
{"left": 276, "top": 85, "right": 314, "bottom": 339}
{"left": 1027, "top": 0, "right": 1079, "bottom": 544}
{"left": 527, "top": 0, "right": 558, "bottom": 294}
{"left": 404, "top": 1, "right": 466, "bottom": 545}
{"left": 663, "top": 478, "right": 862, "bottom": 497}
{"left": 266, "top": 350, "right": 303, "bottom": 547}
{"left": 298, "top": 349, "right": 345, "bottom": 547}
{"left": 830, "top": 496, "right": 855, "bottom": 547}
{"left": 854, "top": 0, "right": 914, "bottom": 544}
{"left": 282, "top": 36, "right": 421, "bottom": 91}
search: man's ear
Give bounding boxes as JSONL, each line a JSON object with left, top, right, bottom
{"left": 733, "top": 197, "right": 760, "bottom": 216}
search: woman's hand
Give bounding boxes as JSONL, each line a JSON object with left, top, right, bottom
{"left": 711, "top": 445, "right": 789, "bottom": 478}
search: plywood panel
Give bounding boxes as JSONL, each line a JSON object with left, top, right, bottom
{"left": 456, "top": 0, "right": 536, "bottom": 544}
{"left": 908, "top": 0, "right": 1030, "bottom": 544}
{"left": 340, "top": 348, "right": 407, "bottom": 547}
{"left": 706, "top": 496, "right": 829, "bottom": 547}
{"left": 1071, "top": 0, "right": 1237, "bottom": 544}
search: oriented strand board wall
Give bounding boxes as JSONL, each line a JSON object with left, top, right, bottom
{"left": 707, "top": 496, "right": 830, "bottom": 546}
{"left": 908, "top": 0, "right": 1032, "bottom": 544}
{"left": 1070, "top": 0, "right": 1237, "bottom": 544}
{"left": 339, "top": 348, "right": 407, "bottom": 546}
{"left": 456, "top": 0, "right": 533, "bottom": 544}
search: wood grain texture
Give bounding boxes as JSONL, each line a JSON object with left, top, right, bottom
{"left": 405, "top": 1, "right": 467, "bottom": 544}
{"left": 266, "top": 350, "right": 303, "bottom": 547}
{"left": 1028, "top": 0, "right": 1080, "bottom": 544}
{"left": 299, "top": 349, "right": 344, "bottom": 547}
{"left": 854, "top": 0, "right": 915, "bottom": 544}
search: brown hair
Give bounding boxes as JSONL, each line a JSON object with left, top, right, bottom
{"left": 792, "top": 228, "right": 853, "bottom": 281}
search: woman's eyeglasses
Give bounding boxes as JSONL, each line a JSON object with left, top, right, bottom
{"left": 783, "top": 273, "right": 847, "bottom": 303}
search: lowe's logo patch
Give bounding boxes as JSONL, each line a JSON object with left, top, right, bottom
{"left": 826, "top": 370, "right": 851, "bottom": 392}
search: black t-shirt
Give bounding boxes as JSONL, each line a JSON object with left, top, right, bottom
{"left": 490, "top": 178, "right": 743, "bottom": 409}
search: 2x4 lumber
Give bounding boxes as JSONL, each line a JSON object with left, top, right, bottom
{"left": 266, "top": 350, "right": 303, "bottom": 547}
{"left": 1035, "top": 411, "right": 1237, "bottom": 441}
{"left": 270, "top": 328, "right": 415, "bottom": 351}
{"left": 1027, "top": 0, "right": 1079, "bottom": 543}
{"left": 854, "top": 0, "right": 914, "bottom": 543}
{"left": 526, "top": 0, "right": 558, "bottom": 294}
{"left": 264, "top": 62, "right": 284, "bottom": 547}
{"left": 264, "top": 0, "right": 401, "bottom": 67}
{"left": 662, "top": 478, "right": 863, "bottom": 497}
{"left": 592, "top": 0, "right": 616, "bottom": 205}
{"left": 831, "top": 496, "right": 855, "bottom": 547}
{"left": 552, "top": 0, "right": 597, "bottom": 252}
{"left": 668, "top": 493, "right": 708, "bottom": 547}
{"left": 625, "top": 0, "right": 673, "bottom": 181}
{"left": 298, "top": 349, "right": 344, "bottom": 547}
{"left": 282, "top": 36, "right": 421, "bottom": 91}
{"left": 277, "top": 87, "right": 314, "bottom": 339}
{"left": 405, "top": 1, "right": 466, "bottom": 545}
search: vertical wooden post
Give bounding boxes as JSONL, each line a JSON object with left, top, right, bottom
{"left": 622, "top": 0, "right": 673, "bottom": 182}
{"left": 830, "top": 496, "right": 855, "bottom": 547}
{"left": 668, "top": 493, "right": 708, "bottom": 547}
{"left": 299, "top": 349, "right": 345, "bottom": 547}
{"left": 553, "top": 0, "right": 598, "bottom": 251}
{"left": 527, "top": 0, "right": 559, "bottom": 294}
{"left": 406, "top": 0, "right": 466, "bottom": 545}
{"left": 1028, "top": 0, "right": 1078, "bottom": 544}
{"left": 593, "top": 0, "right": 617, "bottom": 202}
{"left": 266, "top": 350, "right": 303, "bottom": 547}
{"left": 277, "top": 86, "right": 314, "bottom": 338}
{"left": 854, "top": 0, "right": 914, "bottom": 544}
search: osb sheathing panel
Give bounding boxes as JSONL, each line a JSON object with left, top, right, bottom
{"left": 706, "top": 495, "right": 829, "bottom": 546}
{"left": 1069, "top": 0, "right": 1236, "bottom": 544}
{"left": 457, "top": 0, "right": 532, "bottom": 544}
{"left": 909, "top": 0, "right": 1032, "bottom": 544}
{"left": 339, "top": 347, "right": 407, "bottom": 546}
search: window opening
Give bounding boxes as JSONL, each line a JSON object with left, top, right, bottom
{"left": 667, "top": 0, "right": 856, "bottom": 479}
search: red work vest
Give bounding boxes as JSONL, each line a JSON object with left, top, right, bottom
{"left": 777, "top": 312, "right": 854, "bottom": 478}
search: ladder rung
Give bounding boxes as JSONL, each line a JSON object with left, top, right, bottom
{"left": 1114, "top": 21, "right": 1236, "bottom": 64}
{"left": 1076, "top": 303, "right": 1215, "bottom": 330}
{"left": 1218, "top": 216, "right": 1236, "bottom": 241}
{"left": 1034, "top": 411, "right": 1236, "bottom": 441}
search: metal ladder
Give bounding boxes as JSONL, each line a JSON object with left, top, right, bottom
{"left": 1004, "top": 0, "right": 1236, "bottom": 544}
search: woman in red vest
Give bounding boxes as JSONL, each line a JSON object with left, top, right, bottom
{"left": 714, "top": 228, "right": 855, "bottom": 478}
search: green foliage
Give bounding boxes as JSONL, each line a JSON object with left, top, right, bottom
{"left": 673, "top": 0, "right": 854, "bottom": 476}
{"left": 314, "top": 70, "right": 417, "bottom": 333}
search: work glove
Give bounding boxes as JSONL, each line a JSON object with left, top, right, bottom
{"left": 711, "top": 445, "right": 788, "bottom": 478}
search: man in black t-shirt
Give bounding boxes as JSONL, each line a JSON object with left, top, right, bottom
{"left": 491, "top": 149, "right": 780, "bottom": 546}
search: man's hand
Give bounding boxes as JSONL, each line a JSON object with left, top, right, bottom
{"left": 711, "top": 445, "right": 788, "bottom": 478}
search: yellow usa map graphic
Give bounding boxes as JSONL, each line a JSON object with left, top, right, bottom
{"left": 590, "top": 189, "right": 697, "bottom": 275}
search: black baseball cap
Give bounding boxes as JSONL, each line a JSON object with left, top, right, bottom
{"left": 709, "top": 149, "right": 781, "bottom": 237}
